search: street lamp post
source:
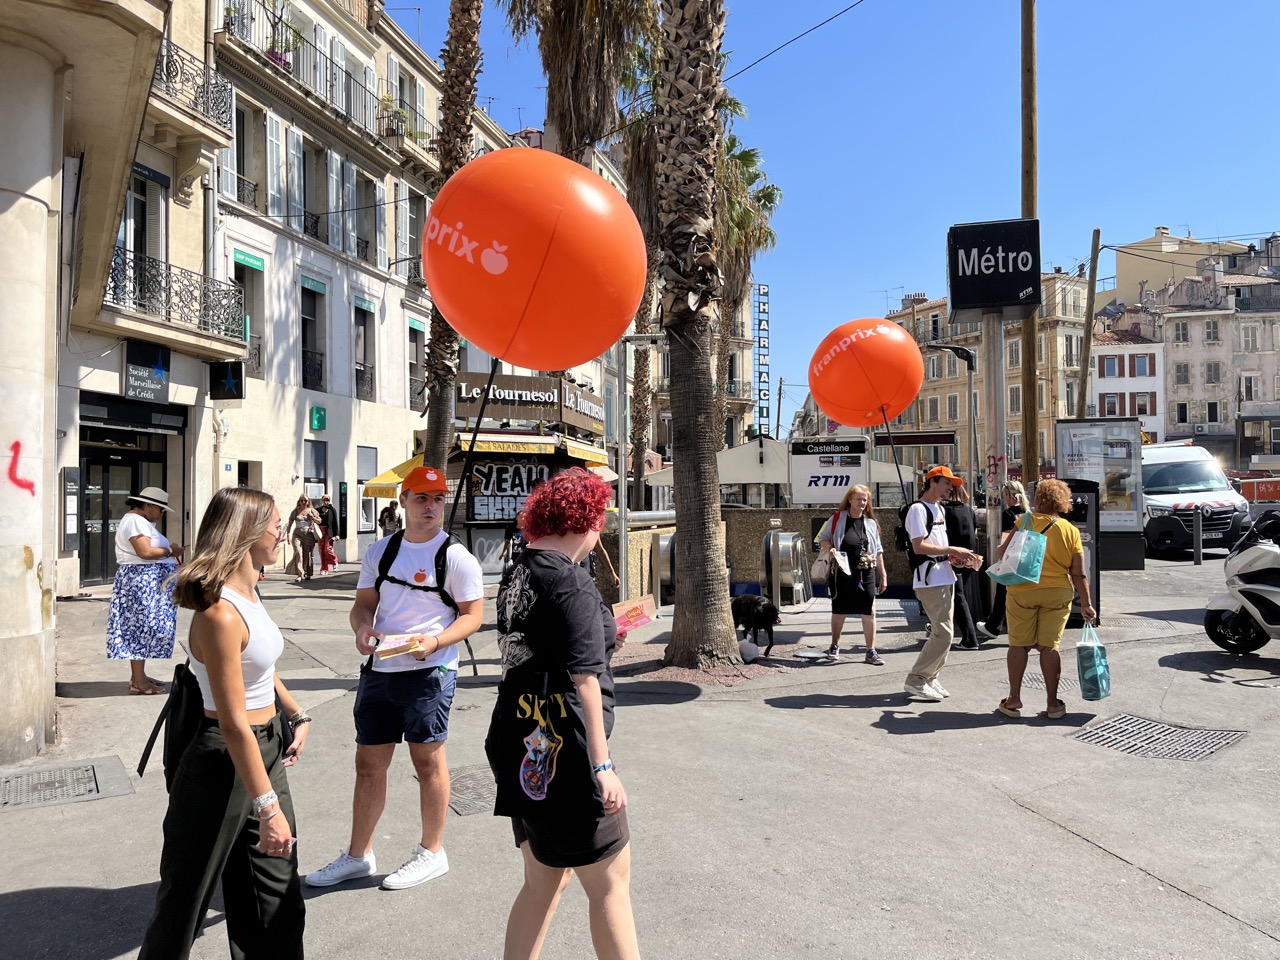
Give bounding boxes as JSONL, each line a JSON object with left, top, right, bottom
{"left": 926, "top": 344, "right": 978, "bottom": 493}
{"left": 615, "top": 332, "right": 665, "bottom": 602}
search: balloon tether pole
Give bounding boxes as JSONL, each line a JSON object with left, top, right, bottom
{"left": 880, "top": 405, "right": 911, "bottom": 506}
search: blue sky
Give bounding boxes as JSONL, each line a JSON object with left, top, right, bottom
{"left": 392, "top": 1, "right": 1280, "bottom": 433}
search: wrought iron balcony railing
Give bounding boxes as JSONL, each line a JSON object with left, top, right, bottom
{"left": 356, "top": 237, "right": 370, "bottom": 262}
{"left": 355, "top": 362, "right": 375, "bottom": 401}
{"left": 152, "top": 38, "right": 233, "bottom": 130}
{"left": 409, "top": 375, "right": 426, "bottom": 412}
{"left": 723, "top": 379, "right": 753, "bottom": 401}
{"left": 236, "top": 174, "right": 258, "bottom": 208}
{"left": 105, "top": 245, "right": 244, "bottom": 340}
{"left": 303, "top": 211, "right": 320, "bottom": 239}
{"left": 378, "top": 85, "right": 441, "bottom": 153}
{"left": 406, "top": 257, "right": 428, "bottom": 287}
{"left": 656, "top": 377, "right": 671, "bottom": 395}
{"left": 302, "top": 349, "right": 324, "bottom": 391}
{"left": 223, "top": 0, "right": 379, "bottom": 135}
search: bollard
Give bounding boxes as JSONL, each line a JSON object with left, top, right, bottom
{"left": 1193, "top": 509, "right": 1203, "bottom": 566}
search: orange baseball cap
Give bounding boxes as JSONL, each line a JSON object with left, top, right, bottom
{"left": 402, "top": 465, "right": 448, "bottom": 495}
{"left": 925, "top": 465, "right": 964, "bottom": 486}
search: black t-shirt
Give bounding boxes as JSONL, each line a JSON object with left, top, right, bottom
{"left": 317, "top": 504, "right": 338, "bottom": 531}
{"left": 943, "top": 502, "right": 979, "bottom": 552}
{"left": 496, "top": 547, "right": 617, "bottom": 735}
{"left": 1001, "top": 505, "right": 1026, "bottom": 533}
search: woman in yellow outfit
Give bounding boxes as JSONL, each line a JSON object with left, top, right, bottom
{"left": 997, "top": 479, "right": 1096, "bottom": 720}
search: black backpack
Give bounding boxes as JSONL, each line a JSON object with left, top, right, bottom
{"left": 374, "top": 530, "right": 463, "bottom": 615}
{"left": 895, "top": 500, "right": 944, "bottom": 574}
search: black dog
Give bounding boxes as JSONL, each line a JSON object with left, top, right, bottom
{"left": 731, "top": 595, "right": 782, "bottom": 657}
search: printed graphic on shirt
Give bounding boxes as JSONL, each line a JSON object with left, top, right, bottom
{"left": 497, "top": 562, "right": 538, "bottom": 676}
{"left": 520, "top": 719, "right": 563, "bottom": 801}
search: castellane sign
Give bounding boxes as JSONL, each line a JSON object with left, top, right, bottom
{"left": 946, "top": 218, "right": 1042, "bottom": 311}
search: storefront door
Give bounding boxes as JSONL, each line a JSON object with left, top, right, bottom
{"left": 80, "top": 453, "right": 166, "bottom": 586}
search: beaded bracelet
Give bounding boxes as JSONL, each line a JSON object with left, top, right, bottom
{"left": 252, "top": 790, "right": 279, "bottom": 817}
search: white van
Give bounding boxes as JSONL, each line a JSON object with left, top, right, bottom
{"left": 1141, "top": 442, "right": 1251, "bottom": 550}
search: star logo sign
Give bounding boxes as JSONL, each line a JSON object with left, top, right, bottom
{"left": 221, "top": 368, "right": 240, "bottom": 394}
{"left": 152, "top": 349, "right": 168, "bottom": 383}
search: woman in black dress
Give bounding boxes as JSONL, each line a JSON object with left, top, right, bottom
{"left": 816, "top": 485, "right": 887, "bottom": 664}
{"left": 984, "top": 480, "right": 1030, "bottom": 635}
{"left": 944, "top": 484, "right": 991, "bottom": 648}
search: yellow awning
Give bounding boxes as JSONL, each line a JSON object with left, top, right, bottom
{"left": 362, "top": 454, "right": 423, "bottom": 497}
{"left": 564, "top": 438, "right": 609, "bottom": 465}
{"left": 457, "top": 433, "right": 559, "bottom": 457}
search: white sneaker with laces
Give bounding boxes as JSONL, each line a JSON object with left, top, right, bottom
{"left": 976, "top": 624, "right": 997, "bottom": 640}
{"left": 929, "top": 679, "right": 950, "bottom": 698}
{"left": 904, "top": 681, "right": 944, "bottom": 702}
{"left": 305, "top": 848, "right": 377, "bottom": 887}
{"left": 382, "top": 844, "right": 449, "bottom": 890}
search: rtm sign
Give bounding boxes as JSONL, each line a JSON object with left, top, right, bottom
{"left": 789, "top": 438, "right": 871, "bottom": 505}
{"left": 946, "top": 218, "right": 1041, "bottom": 311}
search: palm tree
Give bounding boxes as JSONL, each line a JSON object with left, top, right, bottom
{"left": 712, "top": 133, "right": 780, "bottom": 447}
{"left": 417, "top": 0, "right": 484, "bottom": 469}
{"left": 652, "top": 0, "right": 736, "bottom": 669}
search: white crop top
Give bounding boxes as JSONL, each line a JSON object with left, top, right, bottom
{"left": 190, "top": 586, "right": 285, "bottom": 712}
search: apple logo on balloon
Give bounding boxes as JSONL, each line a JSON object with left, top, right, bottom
{"left": 481, "top": 242, "right": 509, "bottom": 276}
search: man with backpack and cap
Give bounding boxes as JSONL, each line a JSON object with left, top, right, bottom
{"left": 306, "top": 465, "right": 484, "bottom": 891}
{"left": 902, "top": 466, "right": 981, "bottom": 702}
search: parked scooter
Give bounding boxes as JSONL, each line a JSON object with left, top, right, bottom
{"left": 1204, "top": 510, "right": 1280, "bottom": 654}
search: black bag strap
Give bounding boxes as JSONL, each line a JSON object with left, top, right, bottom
{"left": 137, "top": 667, "right": 180, "bottom": 778}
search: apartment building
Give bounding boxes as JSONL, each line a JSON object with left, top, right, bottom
{"left": 2, "top": 0, "right": 168, "bottom": 761}
{"left": 1088, "top": 328, "right": 1164, "bottom": 441}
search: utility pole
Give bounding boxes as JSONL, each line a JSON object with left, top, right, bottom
{"left": 1077, "top": 228, "right": 1102, "bottom": 420}
{"left": 775, "top": 377, "right": 782, "bottom": 438}
{"left": 1019, "top": 0, "right": 1040, "bottom": 480}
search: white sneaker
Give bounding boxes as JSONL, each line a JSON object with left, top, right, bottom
{"left": 929, "top": 679, "right": 951, "bottom": 698}
{"left": 305, "top": 848, "right": 377, "bottom": 887}
{"left": 382, "top": 844, "right": 449, "bottom": 890}
{"left": 976, "top": 624, "right": 998, "bottom": 640}
{"left": 904, "top": 681, "right": 944, "bottom": 702}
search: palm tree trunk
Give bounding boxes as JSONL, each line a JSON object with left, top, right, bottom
{"left": 628, "top": 246, "right": 660, "bottom": 508}
{"left": 712, "top": 302, "right": 730, "bottom": 449}
{"left": 417, "top": 0, "right": 483, "bottom": 469}
{"left": 655, "top": 0, "right": 737, "bottom": 669}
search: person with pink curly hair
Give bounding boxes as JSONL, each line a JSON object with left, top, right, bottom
{"left": 486, "top": 467, "right": 640, "bottom": 959}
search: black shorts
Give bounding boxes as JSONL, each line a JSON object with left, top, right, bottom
{"left": 512, "top": 808, "right": 630, "bottom": 869}
{"left": 354, "top": 665, "right": 456, "bottom": 745}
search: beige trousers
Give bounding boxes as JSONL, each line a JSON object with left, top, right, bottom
{"left": 906, "top": 583, "right": 955, "bottom": 687}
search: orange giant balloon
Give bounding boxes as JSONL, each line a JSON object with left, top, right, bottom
{"left": 422, "top": 149, "right": 647, "bottom": 370}
{"left": 807, "top": 318, "right": 925, "bottom": 428}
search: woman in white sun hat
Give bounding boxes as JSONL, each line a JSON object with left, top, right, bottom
{"left": 106, "top": 487, "right": 183, "bottom": 695}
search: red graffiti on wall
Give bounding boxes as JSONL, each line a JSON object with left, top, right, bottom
{"left": 8, "top": 441, "right": 36, "bottom": 496}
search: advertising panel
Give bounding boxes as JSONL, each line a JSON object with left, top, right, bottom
{"left": 1055, "top": 419, "right": 1143, "bottom": 532}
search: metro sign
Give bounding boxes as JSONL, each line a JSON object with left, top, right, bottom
{"left": 947, "top": 218, "right": 1041, "bottom": 311}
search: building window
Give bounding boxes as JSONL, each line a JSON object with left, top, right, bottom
{"left": 1133, "top": 354, "right": 1150, "bottom": 377}
{"left": 1037, "top": 380, "right": 1046, "bottom": 412}
{"left": 929, "top": 313, "right": 941, "bottom": 340}
{"left": 1009, "top": 432, "right": 1022, "bottom": 461}
{"left": 303, "top": 439, "right": 327, "bottom": 489}
{"left": 1175, "top": 362, "right": 1190, "bottom": 385}
{"left": 408, "top": 326, "right": 425, "bottom": 409}
{"left": 356, "top": 445, "right": 377, "bottom": 532}
{"left": 1205, "top": 361, "right": 1222, "bottom": 385}
{"left": 1134, "top": 393, "right": 1150, "bottom": 416}
{"left": 1103, "top": 394, "right": 1119, "bottom": 417}
{"left": 1063, "top": 335, "right": 1076, "bottom": 367}
{"left": 1065, "top": 381, "right": 1078, "bottom": 413}
{"left": 1037, "top": 333, "right": 1044, "bottom": 363}
{"left": 947, "top": 393, "right": 959, "bottom": 422}
{"left": 925, "top": 355, "right": 940, "bottom": 381}
{"left": 1060, "top": 288, "right": 1068, "bottom": 315}
{"left": 946, "top": 352, "right": 957, "bottom": 379}
{"left": 1008, "top": 385, "right": 1021, "bottom": 415}
{"left": 1173, "top": 320, "right": 1189, "bottom": 344}
{"left": 1007, "top": 340, "right": 1020, "bottom": 369}
{"left": 1038, "top": 429, "right": 1046, "bottom": 460}
{"left": 927, "top": 396, "right": 939, "bottom": 424}
{"left": 1071, "top": 290, "right": 1081, "bottom": 316}
{"left": 1207, "top": 401, "right": 1221, "bottom": 423}
{"left": 354, "top": 305, "right": 375, "bottom": 401}
{"left": 1102, "top": 356, "right": 1118, "bottom": 378}
{"left": 1243, "top": 374, "right": 1261, "bottom": 402}
{"left": 1175, "top": 402, "right": 1189, "bottom": 424}
{"left": 1243, "top": 325, "right": 1260, "bottom": 353}
{"left": 301, "top": 287, "right": 325, "bottom": 391}
{"left": 1205, "top": 319, "right": 1221, "bottom": 342}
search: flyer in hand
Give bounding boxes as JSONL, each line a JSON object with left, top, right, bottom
{"left": 612, "top": 595, "right": 658, "bottom": 632}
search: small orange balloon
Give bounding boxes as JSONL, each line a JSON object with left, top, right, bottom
{"left": 422, "top": 149, "right": 647, "bottom": 370}
{"left": 808, "top": 319, "right": 925, "bottom": 428}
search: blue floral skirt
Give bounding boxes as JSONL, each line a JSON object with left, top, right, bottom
{"left": 106, "top": 562, "right": 178, "bottom": 661}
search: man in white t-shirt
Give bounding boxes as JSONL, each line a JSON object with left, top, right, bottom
{"left": 903, "top": 466, "right": 980, "bottom": 702}
{"left": 306, "top": 465, "right": 483, "bottom": 892}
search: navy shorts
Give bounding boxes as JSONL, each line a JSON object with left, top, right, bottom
{"left": 354, "top": 665, "right": 457, "bottom": 745}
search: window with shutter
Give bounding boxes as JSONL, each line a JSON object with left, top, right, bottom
{"left": 331, "top": 39, "right": 347, "bottom": 112}
{"left": 363, "top": 65, "right": 376, "bottom": 132}
{"left": 415, "top": 79, "right": 426, "bottom": 138}
{"left": 219, "top": 88, "right": 237, "bottom": 198}
{"left": 343, "top": 161, "right": 356, "bottom": 257}
{"left": 313, "top": 24, "right": 329, "bottom": 99}
{"left": 387, "top": 55, "right": 399, "bottom": 106}
{"left": 375, "top": 180, "right": 388, "bottom": 270}
{"left": 286, "top": 127, "right": 303, "bottom": 230}
{"left": 266, "top": 112, "right": 283, "bottom": 220}
{"left": 145, "top": 181, "right": 166, "bottom": 262}
{"left": 395, "top": 179, "right": 409, "bottom": 275}
{"left": 326, "top": 150, "right": 341, "bottom": 248}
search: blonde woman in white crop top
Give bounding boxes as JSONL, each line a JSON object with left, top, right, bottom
{"left": 139, "top": 487, "right": 309, "bottom": 959}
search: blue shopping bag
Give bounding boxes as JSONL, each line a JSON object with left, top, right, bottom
{"left": 1076, "top": 624, "right": 1111, "bottom": 701}
{"left": 986, "top": 514, "right": 1058, "bottom": 587}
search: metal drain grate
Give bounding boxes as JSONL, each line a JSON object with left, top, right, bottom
{"left": 1015, "top": 675, "right": 1079, "bottom": 693}
{"left": 1074, "top": 714, "right": 1245, "bottom": 761}
{"left": 0, "top": 756, "right": 133, "bottom": 811}
{"left": 448, "top": 764, "right": 496, "bottom": 816}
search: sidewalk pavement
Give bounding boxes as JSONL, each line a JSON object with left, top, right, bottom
{"left": 6, "top": 552, "right": 1280, "bottom": 959}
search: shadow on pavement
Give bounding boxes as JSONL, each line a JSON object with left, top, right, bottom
{"left": 765, "top": 692, "right": 903, "bottom": 711}
{"left": 1158, "top": 649, "right": 1280, "bottom": 686}
{"left": 1130, "top": 608, "right": 1208, "bottom": 626}
{"left": 301, "top": 875, "right": 383, "bottom": 899}
{"left": 0, "top": 881, "right": 176, "bottom": 959}
{"left": 56, "top": 680, "right": 134, "bottom": 699}
{"left": 615, "top": 680, "right": 702, "bottom": 706}
{"left": 871, "top": 707, "right": 1095, "bottom": 734}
